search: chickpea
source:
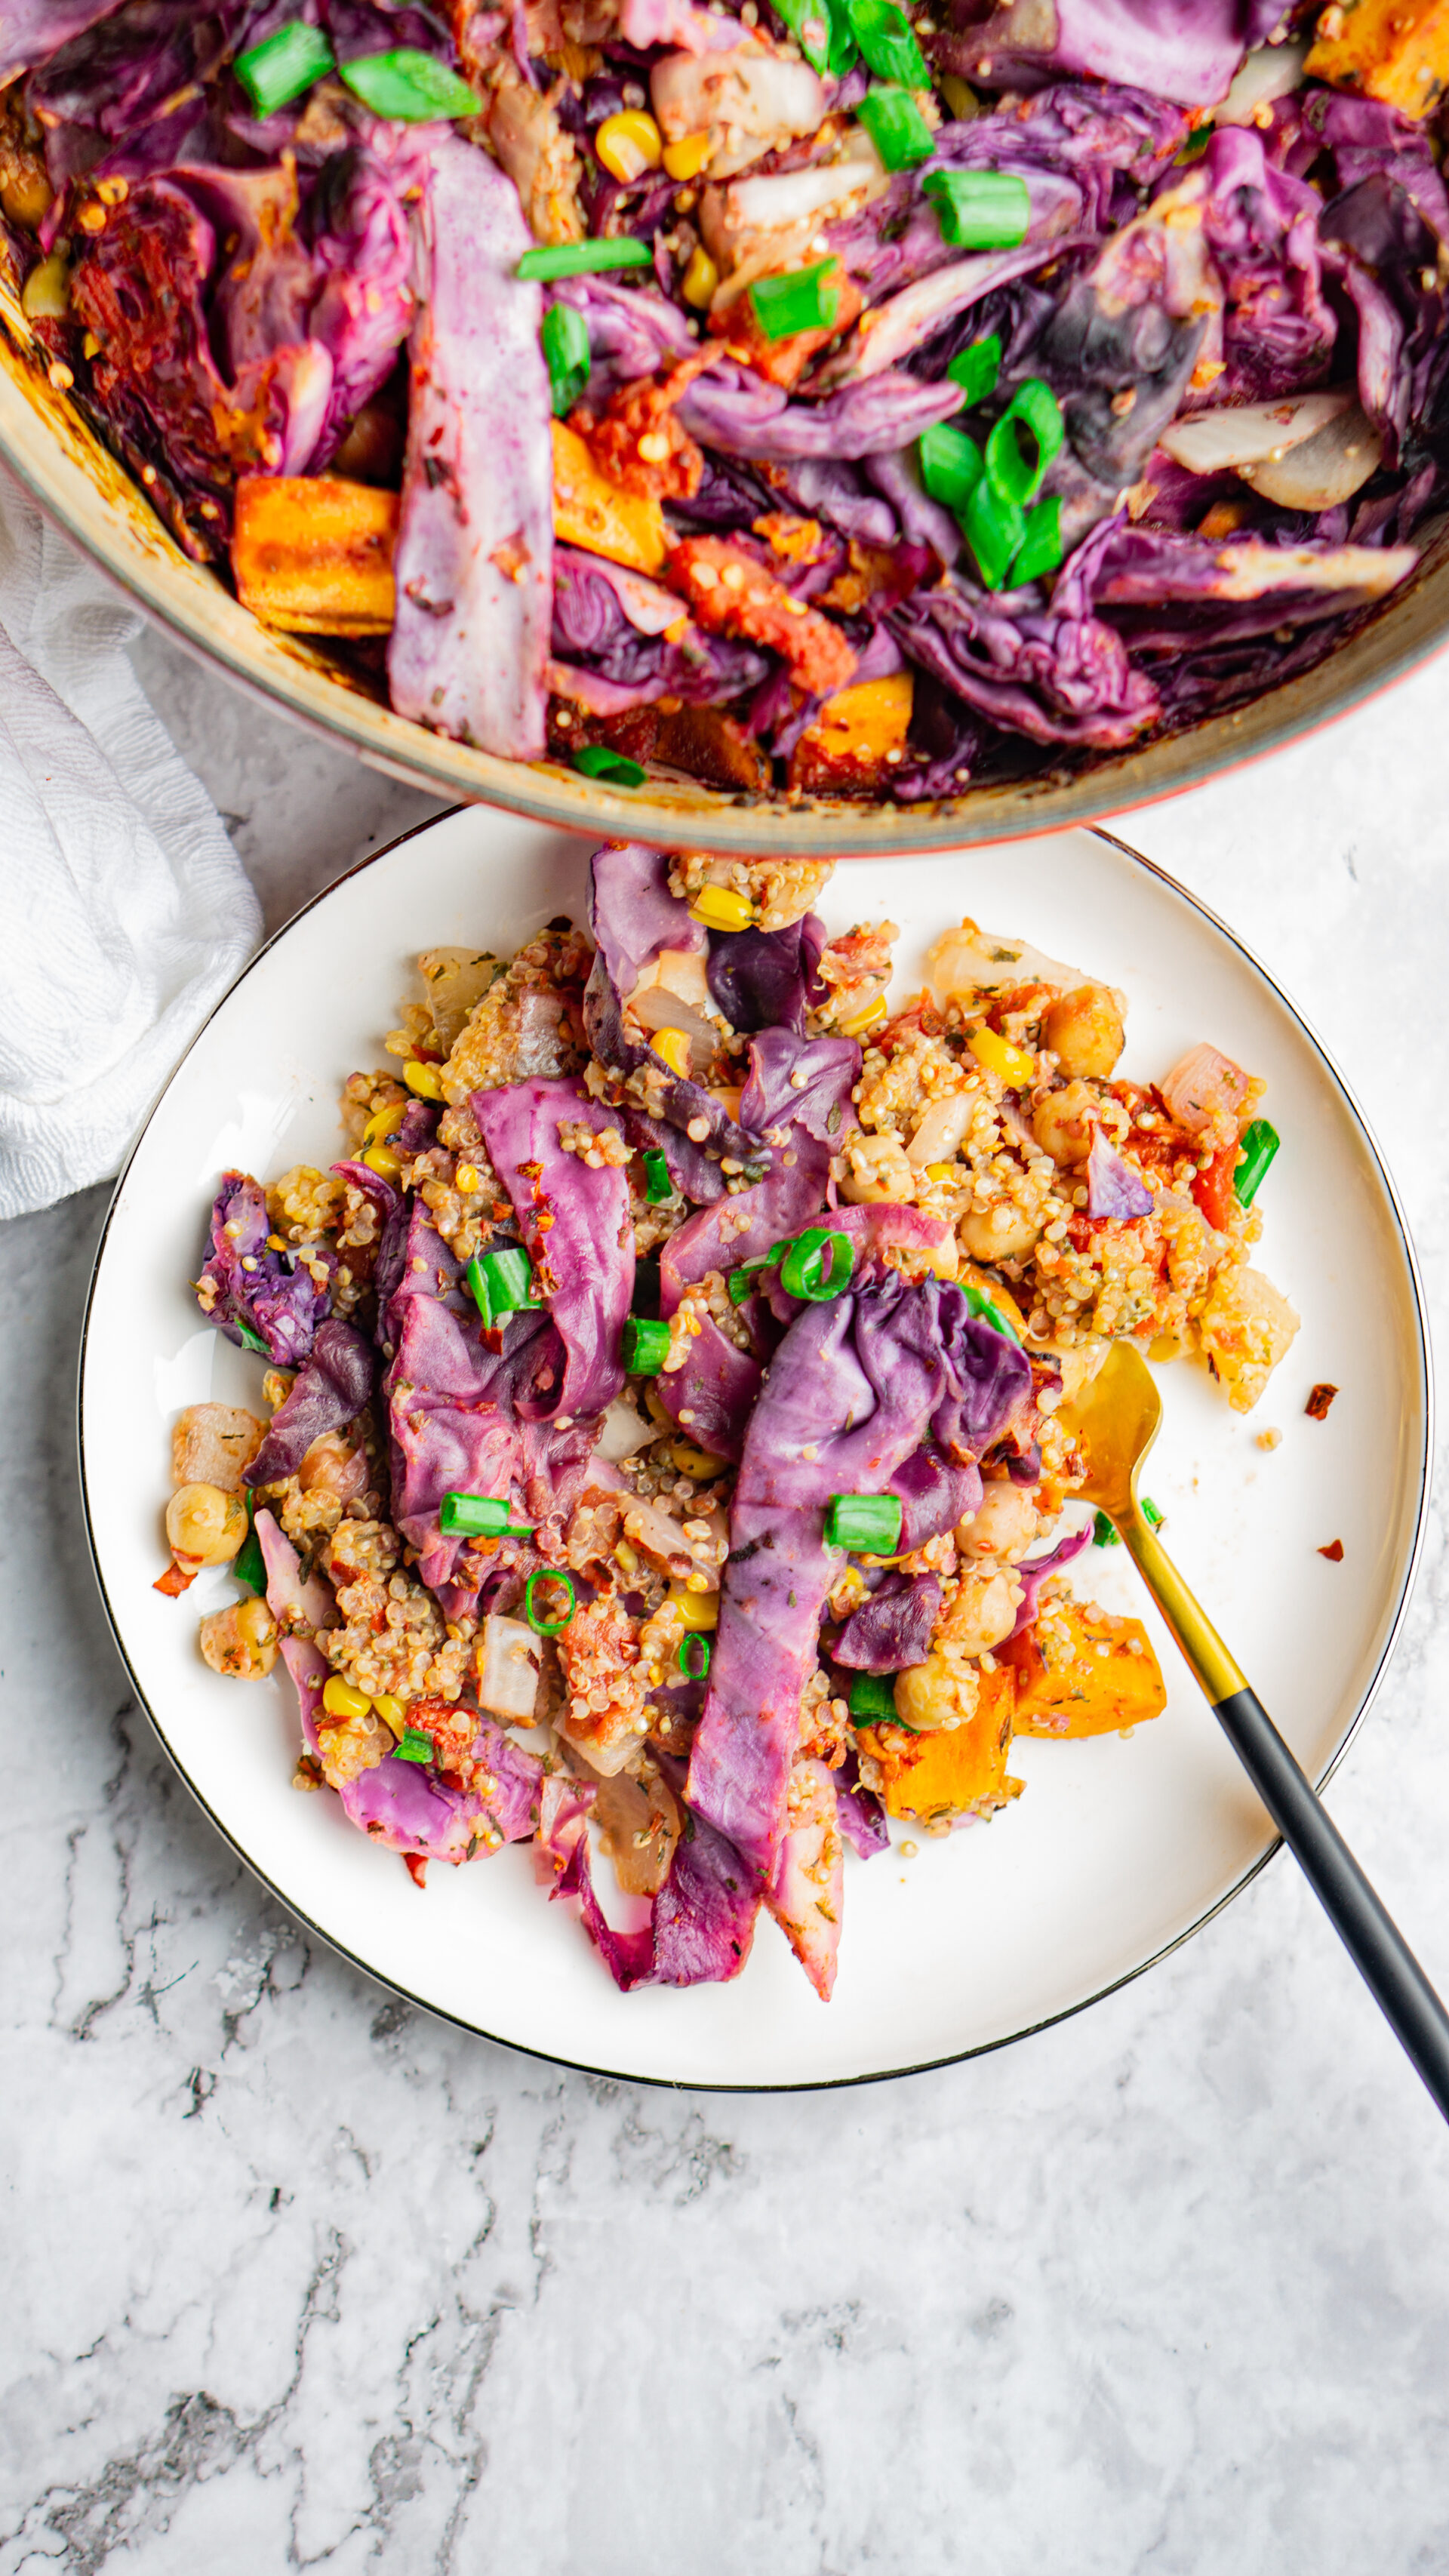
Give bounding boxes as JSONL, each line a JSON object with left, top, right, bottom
{"left": 165, "top": 1482, "right": 248, "bottom": 1565}
{"left": 940, "top": 1569, "right": 1020, "bottom": 1659}
{"left": 893, "top": 1651, "right": 975, "bottom": 1734}
{"left": 959, "top": 1199, "right": 1043, "bottom": 1263}
{"left": 958, "top": 1481, "right": 1038, "bottom": 1562}
{"left": 1031, "top": 1078, "right": 1098, "bottom": 1168}
{"left": 840, "top": 1131, "right": 915, "bottom": 1205}
{"left": 199, "top": 1596, "right": 278, "bottom": 1678}
{"left": 1042, "top": 983, "right": 1124, "bottom": 1080}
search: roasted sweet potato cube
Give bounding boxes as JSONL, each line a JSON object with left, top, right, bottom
{"left": 1306, "top": 0, "right": 1449, "bottom": 114}
{"left": 232, "top": 475, "right": 398, "bottom": 635}
{"left": 1000, "top": 1599, "right": 1167, "bottom": 1739}
{"left": 858, "top": 1664, "right": 1020, "bottom": 1825}
{"left": 552, "top": 418, "right": 668, "bottom": 574}
{"left": 789, "top": 672, "right": 914, "bottom": 796}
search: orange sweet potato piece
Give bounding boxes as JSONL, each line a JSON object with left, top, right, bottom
{"left": 789, "top": 670, "right": 914, "bottom": 796}
{"left": 232, "top": 475, "right": 398, "bottom": 635}
{"left": 552, "top": 418, "right": 669, "bottom": 573}
{"left": 858, "top": 1663, "right": 1020, "bottom": 1825}
{"left": 999, "top": 1599, "right": 1167, "bottom": 1739}
{"left": 1306, "top": 0, "right": 1449, "bottom": 114}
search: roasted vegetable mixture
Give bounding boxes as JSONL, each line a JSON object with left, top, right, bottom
{"left": 160, "top": 845, "right": 1298, "bottom": 1997}
{"left": 3, "top": 3, "right": 1449, "bottom": 800}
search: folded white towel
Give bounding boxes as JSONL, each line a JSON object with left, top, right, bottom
{"left": 0, "top": 467, "right": 260, "bottom": 1219}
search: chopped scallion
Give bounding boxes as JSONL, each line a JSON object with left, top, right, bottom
{"left": 946, "top": 333, "right": 1002, "bottom": 406}
{"left": 845, "top": 0, "right": 928, "bottom": 89}
{"left": 541, "top": 301, "right": 590, "bottom": 418}
{"left": 518, "top": 237, "right": 654, "bottom": 281}
{"left": 918, "top": 419, "right": 983, "bottom": 516}
{"left": 848, "top": 1671, "right": 900, "bottom": 1725}
{"left": 922, "top": 167, "right": 1030, "bottom": 251}
{"left": 232, "top": 1494, "right": 266, "bottom": 1595}
{"left": 749, "top": 258, "right": 842, "bottom": 342}
{"left": 338, "top": 48, "right": 478, "bottom": 121}
{"left": 1235, "top": 1118, "right": 1280, "bottom": 1208}
{"left": 465, "top": 1245, "right": 537, "bottom": 1331}
{"left": 525, "top": 1568, "right": 577, "bottom": 1634}
{"left": 623, "top": 1316, "right": 672, "bottom": 1373}
{"left": 235, "top": 20, "right": 335, "bottom": 115}
{"left": 395, "top": 1726, "right": 435, "bottom": 1763}
{"left": 779, "top": 1227, "right": 854, "bottom": 1303}
{"left": 678, "top": 1631, "right": 712, "bottom": 1681}
{"left": 961, "top": 1281, "right": 1020, "bottom": 1343}
{"left": 825, "top": 1492, "right": 903, "bottom": 1553}
{"left": 856, "top": 84, "right": 935, "bottom": 171}
{"left": 773, "top": 0, "right": 857, "bottom": 74}
{"left": 1092, "top": 1509, "right": 1120, "bottom": 1547}
{"left": 643, "top": 1148, "right": 675, "bottom": 1205}
{"left": 572, "top": 744, "right": 647, "bottom": 786}
{"left": 439, "top": 1492, "right": 536, "bottom": 1538}
{"left": 984, "top": 377, "right": 1063, "bottom": 506}
{"left": 1010, "top": 494, "right": 1063, "bottom": 586}
{"left": 961, "top": 471, "right": 1026, "bottom": 591}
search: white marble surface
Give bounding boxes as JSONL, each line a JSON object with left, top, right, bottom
{"left": 5, "top": 621, "right": 1449, "bottom": 2574}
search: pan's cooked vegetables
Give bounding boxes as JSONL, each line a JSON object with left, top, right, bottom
{"left": 232, "top": 479, "right": 398, "bottom": 637}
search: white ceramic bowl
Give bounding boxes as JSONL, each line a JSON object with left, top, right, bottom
{"left": 78, "top": 811, "right": 1432, "bottom": 2087}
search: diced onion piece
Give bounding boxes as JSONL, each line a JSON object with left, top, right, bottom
{"left": 1213, "top": 38, "right": 1310, "bottom": 124}
{"left": 476, "top": 1614, "right": 543, "bottom": 1722}
{"left": 1158, "top": 391, "right": 1353, "bottom": 477}
{"left": 1238, "top": 403, "right": 1384, "bottom": 511}
{"left": 1159, "top": 1042, "right": 1250, "bottom": 1140}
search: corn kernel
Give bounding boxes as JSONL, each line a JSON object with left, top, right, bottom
{"left": 681, "top": 245, "right": 720, "bottom": 309}
{"left": 614, "top": 1537, "right": 641, "bottom": 1575}
{"left": 651, "top": 1026, "right": 692, "bottom": 1077}
{"left": 372, "top": 1694, "right": 406, "bottom": 1735}
{"left": 709, "top": 1083, "right": 744, "bottom": 1121}
{"left": 688, "top": 884, "right": 756, "bottom": 931}
{"left": 924, "top": 1161, "right": 958, "bottom": 1183}
{"left": 361, "top": 1143, "right": 404, "bottom": 1181}
{"left": 595, "top": 109, "right": 663, "bottom": 183}
{"left": 455, "top": 1162, "right": 481, "bottom": 1193}
{"left": 322, "top": 1675, "right": 374, "bottom": 1721}
{"left": 664, "top": 128, "right": 714, "bottom": 180}
{"left": 969, "top": 1024, "right": 1036, "bottom": 1085}
{"left": 671, "top": 1439, "right": 729, "bottom": 1479}
{"left": 362, "top": 1099, "right": 407, "bottom": 1144}
{"left": 403, "top": 1058, "right": 444, "bottom": 1100}
{"left": 838, "top": 993, "right": 888, "bottom": 1036}
{"left": 668, "top": 1583, "right": 719, "bottom": 1629}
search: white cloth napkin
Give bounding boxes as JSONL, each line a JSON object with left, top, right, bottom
{"left": 0, "top": 468, "right": 260, "bottom": 1219}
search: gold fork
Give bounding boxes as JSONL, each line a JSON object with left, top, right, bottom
{"left": 1063, "top": 1341, "right": 1449, "bottom": 2122}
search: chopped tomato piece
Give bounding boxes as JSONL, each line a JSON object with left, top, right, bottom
{"left": 669, "top": 533, "right": 857, "bottom": 695}
{"left": 1192, "top": 1140, "right": 1239, "bottom": 1231}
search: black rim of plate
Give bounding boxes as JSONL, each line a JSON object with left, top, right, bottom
{"left": 75, "top": 817, "right": 1436, "bottom": 2094}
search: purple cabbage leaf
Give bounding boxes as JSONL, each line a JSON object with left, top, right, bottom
{"left": 197, "top": 1171, "right": 331, "bottom": 1365}
{"left": 244, "top": 1318, "right": 377, "bottom": 1486}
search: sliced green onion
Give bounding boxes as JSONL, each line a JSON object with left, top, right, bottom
{"left": 1235, "top": 1118, "right": 1280, "bottom": 1208}
{"left": 232, "top": 1493, "right": 266, "bottom": 1596}
{"left": 728, "top": 1262, "right": 763, "bottom": 1306}
{"left": 518, "top": 237, "right": 654, "bottom": 282}
{"left": 848, "top": 1671, "right": 900, "bottom": 1725}
{"left": 1176, "top": 124, "right": 1213, "bottom": 163}
{"left": 678, "top": 1631, "right": 712, "bottom": 1682}
{"left": 985, "top": 378, "right": 1064, "bottom": 506}
{"left": 339, "top": 48, "right": 478, "bottom": 121}
{"left": 826, "top": 1492, "right": 903, "bottom": 1553}
{"left": 961, "top": 472, "right": 1026, "bottom": 590}
{"left": 395, "top": 1726, "right": 435, "bottom": 1763}
{"left": 774, "top": 0, "right": 858, "bottom": 74}
{"left": 749, "top": 259, "right": 841, "bottom": 343}
{"left": 1092, "top": 1508, "right": 1120, "bottom": 1548}
{"left": 235, "top": 21, "right": 335, "bottom": 115}
{"left": 961, "top": 1281, "right": 1020, "bottom": 1343}
{"left": 439, "top": 1492, "right": 536, "bottom": 1538}
{"left": 780, "top": 1227, "right": 854, "bottom": 1303}
{"left": 922, "top": 168, "right": 1031, "bottom": 251}
{"left": 525, "top": 1568, "right": 577, "bottom": 1634}
{"left": 643, "top": 1148, "right": 675, "bottom": 1205}
{"left": 918, "top": 420, "right": 983, "bottom": 517}
{"left": 542, "top": 302, "right": 590, "bottom": 419}
{"left": 946, "top": 334, "right": 1001, "bottom": 406}
{"left": 1011, "top": 494, "right": 1063, "bottom": 586}
{"left": 856, "top": 85, "right": 935, "bottom": 171}
{"left": 623, "top": 1316, "right": 672, "bottom": 1373}
{"left": 1141, "top": 1496, "right": 1164, "bottom": 1531}
{"left": 465, "top": 1245, "right": 538, "bottom": 1331}
{"left": 846, "top": 0, "right": 928, "bottom": 89}
{"left": 572, "top": 744, "right": 647, "bottom": 786}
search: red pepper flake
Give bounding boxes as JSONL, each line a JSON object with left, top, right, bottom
{"left": 403, "top": 1853, "right": 429, "bottom": 1888}
{"left": 1305, "top": 1382, "right": 1339, "bottom": 1420}
{"left": 669, "top": 532, "right": 857, "bottom": 696}
{"left": 1318, "top": 1539, "right": 1344, "bottom": 1562}
{"left": 153, "top": 1559, "right": 197, "bottom": 1596}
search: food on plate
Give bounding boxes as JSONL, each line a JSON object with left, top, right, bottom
{"left": 163, "top": 843, "right": 1297, "bottom": 1996}
{"left": 2, "top": 5, "right": 1446, "bottom": 802}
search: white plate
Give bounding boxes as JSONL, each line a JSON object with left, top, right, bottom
{"left": 79, "top": 811, "right": 1432, "bottom": 2090}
